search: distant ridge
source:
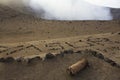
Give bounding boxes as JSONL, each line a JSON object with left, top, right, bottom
{"left": 0, "top": 4, "right": 36, "bottom": 21}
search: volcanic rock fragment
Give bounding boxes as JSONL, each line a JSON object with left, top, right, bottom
{"left": 45, "top": 53, "right": 55, "bottom": 59}
{"left": 62, "top": 49, "right": 74, "bottom": 54}
{"left": 0, "top": 57, "right": 14, "bottom": 62}
{"left": 28, "top": 56, "right": 42, "bottom": 63}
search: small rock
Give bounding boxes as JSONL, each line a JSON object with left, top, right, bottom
{"left": 104, "top": 58, "right": 120, "bottom": 68}
{"left": 3, "top": 57, "right": 14, "bottom": 62}
{"left": 57, "top": 52, "right": 64, "bottom": 57}
{"left": 45, "top": 53, "right": 55, "bottom": 59}
{"left": 28, "top": 56, "right": 42, "bottom": 63}
{"left": 79, "top": 40, "right": 82, "bottom": 42}
{"left": 103, "top": 38, "right": 110, "bottom": 42}
{"left": 95, "top": 53, "right": 104, "bottom": 59}
{"left": 89, "top": 43, "right": 94, "bottom": 46}
{"left": 16, "top": 58, "right": 22, "bottom": 62}
{"left": 63, "top": 49, "right": 74, "bottom": 54}
{"left": 0, "top": 58, "right": 5, "bottom": 62}
{"left": 103, "top": 49, "right": 107, "bottom": 52}
{"left": 16, "top": 57, "right": 28, "bottom": 63}
{"left": 104, "top": 58, "right": 113, "bottom": 63}
{"left": 75, "top": 50, "right": 82, "bottom": 54}
{"left": 90, "top": 51, "right": 97, "bottom": 56}
{"left": 110, "top": 61, "right": 117, "bottom": 67}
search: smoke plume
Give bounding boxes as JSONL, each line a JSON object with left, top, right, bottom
{"left": 29, "top": 0, "right": 112, "bottom": 20}
{"left": 0, "top": 0, "right": 116, "bottom": 20}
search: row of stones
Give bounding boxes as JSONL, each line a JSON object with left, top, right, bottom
{"left": 0, "top": 49, "right": 119, "bottom": 68}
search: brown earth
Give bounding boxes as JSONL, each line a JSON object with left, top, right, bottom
{"left": 0, "top": 5, "right": 120, "bottom": 80}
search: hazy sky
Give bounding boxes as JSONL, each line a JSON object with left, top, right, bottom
{"left": 85, "top": 0, "right": 120, "bottom": 8}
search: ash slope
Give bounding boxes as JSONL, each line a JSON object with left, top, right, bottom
{"left": 0, "top": 5, "right": 120, "bottom": 80}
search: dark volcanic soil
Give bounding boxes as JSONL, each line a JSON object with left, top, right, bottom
{"left": 0, "top": 52, "right": 120, "bottom": 80}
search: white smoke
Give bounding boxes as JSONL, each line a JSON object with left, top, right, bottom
{"left": 0, "top": 0, "right": 117, "bottom": 20}
{"left": 29, "top": 0, "right": 112, "bottom": 20}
